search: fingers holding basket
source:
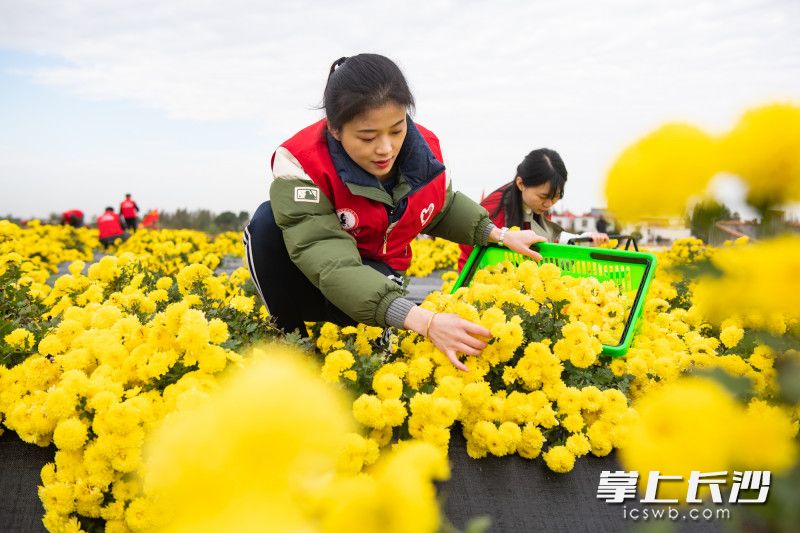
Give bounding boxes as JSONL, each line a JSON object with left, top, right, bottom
{"left": 501, "top": 229, "right": 545, "bottom": 261}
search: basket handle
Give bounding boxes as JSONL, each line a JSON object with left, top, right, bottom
{"left": 566, "top": 233, "right": 639, "bottom": 251}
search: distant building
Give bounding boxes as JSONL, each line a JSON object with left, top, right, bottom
{"left": 573, "top": 214, "right": 598, "bottom": 233}
{"left": 553, "top": 208, "right": 695, "bottom": 245}
{"left": 555, "top": 207, "right": 800, "bottom": 247}
{"left": 550, "top": 210, "right": 578, "bottom": 231}
{"left": 709, "top": 214, "right": 800, "bottom": 245}
{"left": 619, "top": 216, "right": 691, "bottom": 245}
{"left": 709, "top": 220, "right": 760, "bottom": 245}
{"left": 551, "top": 208, "right": 614, "bottom": 234}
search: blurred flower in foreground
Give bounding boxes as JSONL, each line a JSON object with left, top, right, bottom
{"left": 141, "top": 344, "right": 449, "bottom": 533}
{"left": 619, "top": 377, "right": 797, "bottom": 501}
{"left": 605, "top": 123, "right": 718, "bottom": 222}
{"left": 692, "top": 236, "right": 800, "bottom": 330}
{"left": 720, "top": 103, "right": 800, "bottom": 211}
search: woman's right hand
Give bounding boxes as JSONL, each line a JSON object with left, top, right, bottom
{"left": 404, "top": 307, "right": 490, "bottom": 372}
{"left": 587, "top": 232, "right": 610, "bottom": 245}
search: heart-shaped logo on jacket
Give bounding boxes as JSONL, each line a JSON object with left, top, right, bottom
{"left": 420, "top": 203, "right": 435, "bottom": 226}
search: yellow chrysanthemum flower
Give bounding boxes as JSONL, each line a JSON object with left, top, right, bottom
{"left": 543, "top": 445, "right": 576, "bottom": 473}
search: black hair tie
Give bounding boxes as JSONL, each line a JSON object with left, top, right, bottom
{"left": 329, "top": 56, "right": 348, "bottom": 76}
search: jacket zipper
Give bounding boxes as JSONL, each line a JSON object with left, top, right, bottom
{"left": 382, "top": 221, "right": 398, "bottom": 254}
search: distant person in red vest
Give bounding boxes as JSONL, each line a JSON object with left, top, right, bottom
{"left": 141, "top": 209, "right": 160, "bottom": 229}
{"left": 97, "top": 207, "right": 128, "bottom": 249}
{"left": 61, "top": 209, "right": 84, "bottom": 228}
{"left": 457, "top": 149, "right": 610, "bottom": 270}
{"left": 119, "top": 193, "right": 140, "bottom": 232}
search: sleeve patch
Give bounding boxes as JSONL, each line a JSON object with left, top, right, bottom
{"left": 294, "top": 186, "right": 320, "bottom": 203}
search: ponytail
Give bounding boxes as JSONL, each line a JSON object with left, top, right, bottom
{"left": 499, "top": 182, "right": 525, "bottom": 228}
{"left": 328, "top": 56, "right": 348, "bottom": 78}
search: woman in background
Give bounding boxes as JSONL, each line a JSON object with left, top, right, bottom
{"left": 458, "top": 148, "right": 609, "bottom": 269}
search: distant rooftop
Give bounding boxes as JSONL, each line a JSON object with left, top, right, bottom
{"left": 552, "top": 208, "right": 607, "bottom": 219}
{"left": 714, "top": 220, "right": 760, "bottom": 240}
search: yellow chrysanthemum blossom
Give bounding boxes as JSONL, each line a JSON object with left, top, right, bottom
{"left": 605, "top": 123, "right": 719, "bottom": 221}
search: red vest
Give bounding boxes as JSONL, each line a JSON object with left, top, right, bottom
{"left": 62, "top": 209, "right": 84, "bottom": 223}
{"left": 97, "top": 212, "right": 124, "bottom": 239}
{"left": 277, "top": 119, "right": 447, "bottom": 271}
{"left": 120, "top": 199, "right": 137, "bottom": 218}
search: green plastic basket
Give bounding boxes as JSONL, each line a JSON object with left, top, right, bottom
{"left": 451, "top": 242, "right": 658, "bottom": 356}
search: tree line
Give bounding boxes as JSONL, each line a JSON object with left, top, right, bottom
{"left": 157, "top": 209, "right": 250, "bottom": 233}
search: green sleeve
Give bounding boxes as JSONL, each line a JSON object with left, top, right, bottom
{"left": 422, "top": 182, "right": 494, "bottom": 245}
{"left": 270, "top": 178, "right": 404, "bottom": 327}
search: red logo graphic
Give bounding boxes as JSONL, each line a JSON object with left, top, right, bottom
{"left": 336, "top": 208, "right": 359, "bottom": 231}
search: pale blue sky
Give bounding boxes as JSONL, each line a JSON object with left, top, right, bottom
{"left": 1, "top": 0, "right": 799, "bottom": 220}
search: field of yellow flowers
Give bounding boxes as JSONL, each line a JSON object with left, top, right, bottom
{"left": 2, "top": 218, "right": 798, "bottom": 532}
{"left": 1, "top": 102, "right": 799, "bottom": 533}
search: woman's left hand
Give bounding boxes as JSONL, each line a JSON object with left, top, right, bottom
{"left": 492, "top": 228, "right": 546, "bottom": 261}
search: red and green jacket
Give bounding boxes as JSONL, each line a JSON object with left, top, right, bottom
{"left": 269, "top": 116, "right": 492, "bottom": 327}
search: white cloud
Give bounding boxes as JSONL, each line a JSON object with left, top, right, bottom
{"left": 1, "top": 0, "right": 800, "bottom": 216}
